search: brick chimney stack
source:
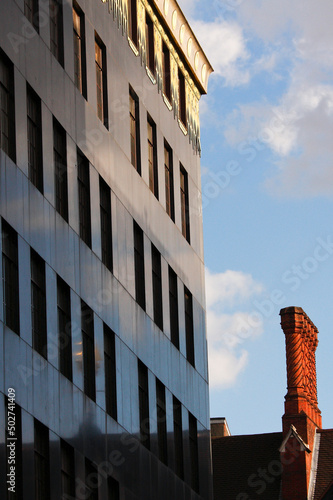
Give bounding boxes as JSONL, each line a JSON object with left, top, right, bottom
{"left": 280, "top": 307, "right": 322, "bottom": 500}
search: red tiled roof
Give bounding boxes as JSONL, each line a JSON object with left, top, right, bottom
{"left": 321, "top": 481, "right": 333, "bottom": 500}
{"left": 314, "top": 429, "right": 333, "bottom": 500}
{"left": 212, "top": 432, "right": 283, "bottom": 500}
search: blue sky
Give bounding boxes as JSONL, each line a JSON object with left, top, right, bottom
{"left": 182, "top": 0, "right": 333, "bottom": 435}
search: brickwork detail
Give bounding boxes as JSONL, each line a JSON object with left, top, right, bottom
{"left": 280, "top": 306, "right": 322, "bottom": 500}
{"left": 281, "top": 306, "right": 322, "bottom": 428}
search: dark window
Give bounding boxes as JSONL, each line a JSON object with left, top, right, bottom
{"left": 2, "top": 220, "right": 19, "bottom": 335}
{"left": 81, "top": 301, "right": 96, "bottom": 401}
{"left": 5, "top": 399, "right": 23, "bottom": 500}
{"left": 31, "top": 249, "right": 47, "bottom": 358}
{"left": 189, "top": 413, "right": 199, "bottom": 493}
{"left": 57, "top": 276, "right": 72, "bottom": 381}
{"left": 180, "top": 165, "right": 190, "bottom": 243}
{"left": 108, "top": 476, "right": 119, "bottom": 500}
{"left": 95, "top": 34, "right": 108, "bottom": 128}
{"left": 61, "top": 440, "right": 75, "bottom": 500}
{"left": 99, "top": 176, "right": 113, "bottom": 272}
{"left": 168, "top": 266, "right": 179, "bottom": 349}
{"left": 178, "top": 69, "right": 186, "bottom": 126}
{"left": 34, "top": 420, "right": 50, "bottom": 500}
{"left": 104, "top": 324, "right": 117, "bottom": 421}
{"left": 164, "top": 141, "right": 174, "bottom": 221}
{"left": 145, "top": 13, "right": 154, "bottom": 75}
{"left": 152, "top": 244, "right": 163, "bottom": 330}
{"left": 77, "top": 149, "right": 91, "bottom": 247}
{"left": 49, "top": 0, "right": 64, "bottom": 66}
{"left": 85, "top": 458, "right": 99, "bottom": 500}
{"left": 184, "top": 286, "right": 195, "bottom": 367}
{"left": 147, "top": 115, "right": 158, "bottom": 198}
{"left": 156, "top": 379, "right": 167, "bottom": 465}
{"left": 24, "top": 0, "right": 39, "bottom": 32}
{"left": 133, "top": 221, "right": 145, "bottom": 310}
{"left": 53, "top": 118, "right": 68, "bottom": 222}
{"left": 0, "top": 50, "right": 16, "bottom": 162}
{"left": 173, "top": 396, "right": 184, "bottom": 479}
{"left": 129, "top": 87, "right": 141, "bottom": 174}
{"left": 162, "top": 42, "right": 171, "bottom": 102}
{"left": 27, "top": 84, "right": 43, "bottom": 193}
{"left": 128, "top": 0, "right": 138, "bottom": 46}
{"left": 73, "top": 2, "right": 87, "bottom": 97}
{"left": 138, "top": 360, "right": 150, "bottom": 448}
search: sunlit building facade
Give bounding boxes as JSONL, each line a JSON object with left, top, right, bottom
{"left": 0, "top": 0, "right": 213, "bottom": 498}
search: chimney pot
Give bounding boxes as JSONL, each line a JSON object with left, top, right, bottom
{"left": 280, "top": 307, "right": 322, "bottom": 500}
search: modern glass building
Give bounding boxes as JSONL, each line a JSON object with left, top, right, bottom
{"left": 0, "top": 0, "right": 213, "bottom": 498}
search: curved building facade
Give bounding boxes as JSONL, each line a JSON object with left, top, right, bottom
{"left": 0, "top": 0, "right": 213, "bottom": 498}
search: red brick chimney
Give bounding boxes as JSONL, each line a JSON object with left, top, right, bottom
{"left": 280, "top": 307, "right": 322, "bottom": 500}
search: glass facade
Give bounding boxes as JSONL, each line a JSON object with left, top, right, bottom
{"left": 0, "top": 1, "right": 212, "bottom": 499}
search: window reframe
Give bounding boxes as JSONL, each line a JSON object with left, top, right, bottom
{"left": 104, "top": 323, "right": 117, "bottom": 421}
{"left": 2, "top": 219, "right": 20, "bottom": 335}
{"left": 184, "top": 286, "right": 195, "bottom": 367}
{"left": 49, "top": 0, "right": 64, "bottom": 67}
{"left": 138, "top": 360, "right": 150, "bottom": 449}
{"left": 53, "top": 117, "right": 68, "bottom": 222}
{"left": 99, "top": 176, "right": 113, "bottom": 272}
{"left": 129, "top": 87, "right": 141, "bottom": 175}
{"left": 152, "top": 243, "right": 163, "bottom": 330}
{"left": 57, "top": 275, "right": 72, "bottom": 381}
{"left": 81, "top": 300, "right": 96, "bottom": 402}
{"left": 133, "top": 221, "right": 146, "bottom": 311}
{"left": 77, "top": 148, "right": 92, "bottom": 248}
{"left": 180, "top": 164, "right": 190, "bottom": 244}
{"left": 31, "top": 248, "right": 47, "bottom": 359}
{"left": 0, "top": 50, "right": 16, "bottom": 162}
{"left": 95, "top": 33, "right": 109, "bottom": 128}
{"left": 73, "top": 2, "right": 87, "bottom": 98}
{"left": 27, "top": 83, "right": 43, "bottom": 193}
{"left": 164, "top": 140, "right": 174, "bottom": 221}
{"left": 147, "top": 114, "right": 158, "bottom": 199}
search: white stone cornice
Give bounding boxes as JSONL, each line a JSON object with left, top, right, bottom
{"left": 152, "top": 0, "right": 213, "bottom": 94}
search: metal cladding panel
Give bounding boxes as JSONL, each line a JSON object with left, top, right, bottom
{"left": 59, "top": 375, "right": 75, "bottom": 438}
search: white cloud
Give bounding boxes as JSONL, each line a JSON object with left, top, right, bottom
{"left": 265, "top": 84, "right": 333, "bottom": 157}
{"left": 238, "top": 0, "right": 333, "bottom": 49}
{"left": 223, "top": 102, "right": 272, "bottom": 147}
{"left": 219, "top": 0, "right": 333, "bottom": 196}
{"left": 223, "top": 82, "right": 333, "bottom": 161}
{"left": 205, "top": 268, "right": 264, "bottom": 388}
{"left": 253, "top": 82, "right": 333, "bottom": 197}
{"left": 205, "top": 268, "right": 263, "bottom": 309}
{"left": 207, "top": 310, "right": 263, "bottom": 348}
{"left": 177, "top": 0, "right": 198, "bottom": 19}
{"left": 265, "top": 97, "right": 333, "bottom": 196}
{"left": 208, "top": 346, "right": 248, "bottom": 389}
{"left": 190, "top": 20, "right": 249, "bottom": 86}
